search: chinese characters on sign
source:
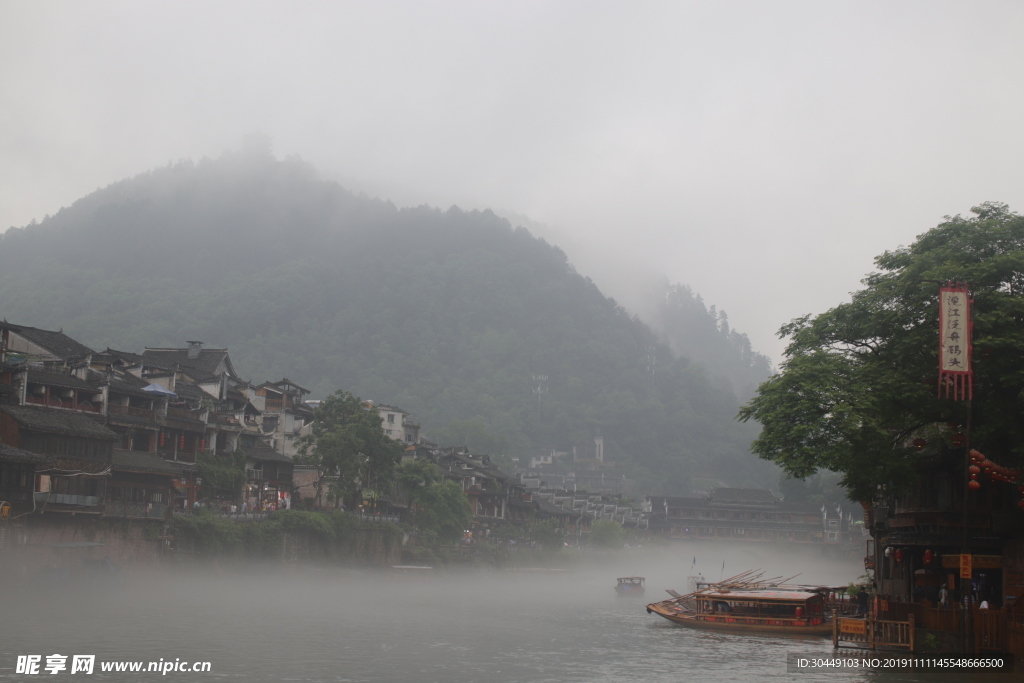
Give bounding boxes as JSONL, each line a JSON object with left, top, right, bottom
{"left": 938, "top": 283, "right": 972, "bottom": 400}
{"left": 960, "top": 553, "right": 973, "bottom": 580}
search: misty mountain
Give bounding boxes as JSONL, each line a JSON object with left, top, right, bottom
{"left": 645, "top": 282, "right": 773, "bottom": 400}
{"left": 0, "top": 151, "right": 775, "bottom": 494}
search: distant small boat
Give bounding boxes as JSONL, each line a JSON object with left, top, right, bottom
{"left": 615, "top": 576, "right": 646, "bottom": 596}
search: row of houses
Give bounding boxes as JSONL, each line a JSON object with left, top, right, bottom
{"left": 0, "top": 322, "right": 646, "bottom": 542}
{"left": 0, "top": 323, "right": 323, "bottom": 528}
{"left": 0, "top": 320, "right": 855, "bottom": 551}
{"left": 517, "top": 439, "right": 632, "bottom": 496}
{"left": 644, "top": 487, "right": 862, "bottom": 546}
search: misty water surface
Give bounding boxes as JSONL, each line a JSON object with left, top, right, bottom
{"left": 0, "top": 544, "right": 1000, "bottom": 682}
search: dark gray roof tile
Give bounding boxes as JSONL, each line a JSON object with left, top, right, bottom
{"left": 3, "top": 324, "right": 94, "bottom": 359}
{"left": 27, "top": 369, "right": 101, "bottom": 392}
{"left": 243, "top": 446, "right": 293, "bottom": 464}
{"left": 0, "top": 442, "right": 53, "bottom": 464}
{"left": 142, "top": 348, "right": 235, "bottom": 379}
{"left": 112, "top": 450, "right": 179, "bottom": 476}
{"left": 1, "top": 404, "right": 118, "bottom": 440}
{"left": 709, "top": 488, "right": 778, "bottom": 503}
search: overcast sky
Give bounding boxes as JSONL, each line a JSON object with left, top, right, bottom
{"left": 3, "top": 1, "right": 1024, "bottom": 363}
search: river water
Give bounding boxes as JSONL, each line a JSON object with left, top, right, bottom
{"left": 0, "top": 544, "right": 1008, "bottom": 682}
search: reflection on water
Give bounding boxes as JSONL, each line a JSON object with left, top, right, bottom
{"left": 0, "top": 546, "right": 996, "bottom": 682}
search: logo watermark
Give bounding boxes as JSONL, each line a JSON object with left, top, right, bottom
{"left": 16, "top": 655, "right": 211, "bottom": 675}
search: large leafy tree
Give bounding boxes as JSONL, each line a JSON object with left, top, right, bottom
{"left": 739, "top": 202, "right": 1024, "bottom": 501}
{"left": 413, "top": 480, "right": 472, "bottom": 542}
{"left": 395, "top": 459, "right": 472, "bottom": 541}
{"left": 296, "top": 390, "right": 405, "bottom": 506}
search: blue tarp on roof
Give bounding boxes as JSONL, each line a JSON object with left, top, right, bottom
{"left": 143, "top": 384, "right": 177, "bottom": 397}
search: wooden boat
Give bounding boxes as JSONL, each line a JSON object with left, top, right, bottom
{"left": 615, "top": 576, "right": 645, "bottom": 596}
{"left": 646, "top": 569, "right": 832, "bottom": 636}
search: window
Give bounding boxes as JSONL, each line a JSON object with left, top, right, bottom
{"left": 828, "top": 531, "right": 838, "bottom": 539}
{"left": 387, "top": 414, "right": 395, "bottom": 423}
{"left": 828, "top": 520, "right": 838, "bottom": 527}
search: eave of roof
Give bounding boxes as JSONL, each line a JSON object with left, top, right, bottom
{"left": 111, "top": 450, "right": 179, "bottom": 476}
{"left": 26, "top": 370, "right": 100, "bottom": 392}
{"left": 244, "top": 447, "right": 293, "bottom": 464}
{"left": 3, "top": 324, "right": 94, "bottom": 359}
{"left": 1, "top": 405, "right": 118, "bottom": 440}
{"left": 0, "top": 442, "right": 53, "bottom": 464}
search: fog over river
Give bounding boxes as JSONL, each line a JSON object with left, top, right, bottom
{"left": 0, "top": 543, "right": 989, "bottom": 682}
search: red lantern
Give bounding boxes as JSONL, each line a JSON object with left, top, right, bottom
{"left": 912, "top": 438, "right": 927, "bottom": 450}
{"left": 159, "top": 432, "right": 166, "bottom": 447}
{"left": 969, "top": 465, "right": 980, "bottom": 474}
{"left": 200, "top": 438, "right": 206, "bottom": 451}
{"left": 924, "top": 549, "right": 934, "bottom": 565}
{"left": 1017, "top": 485, "right": 1024, "bottom": 494}
{"left": 952, "top": 433, "right": 967, "bottom": 447}
{"left": 895, "top": 549, "right": 904, "bottom": 562}
{"left": 969, "top": 480, "right": 982, "bottom": 490}
{"left": 179, "top": 435, "right": 185, "bottom": 449}
{"left": 1018, "top": 499, "right": 1024, "bottom": 509}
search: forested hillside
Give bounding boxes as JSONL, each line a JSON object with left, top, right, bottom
{"left": 0, "top": 151, "right": 775, "bottom": 494}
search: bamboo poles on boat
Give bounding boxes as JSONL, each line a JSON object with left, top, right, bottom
{"left": 662, "top": 568, "right": 824, "bottom": 609}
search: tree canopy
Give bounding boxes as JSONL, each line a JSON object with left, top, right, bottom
{"left": 296, "top": 391, "right": 405, "bottom": 505}
{"left": 739, "top": 202, "right": 1024, "bottom": 501}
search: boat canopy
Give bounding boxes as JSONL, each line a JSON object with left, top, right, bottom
{"left": 702, "top": 589, "right": 820, "bottom": 602}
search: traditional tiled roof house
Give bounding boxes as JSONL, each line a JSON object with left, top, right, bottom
{"left": 644, "top": 487, "right": 832, "bottom": 543}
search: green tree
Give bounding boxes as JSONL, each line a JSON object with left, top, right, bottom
{"left": 196, "top": 450, "right": 246, "bottom": 502}
{"left": 527, "top": 519, "right": 563, "bottom": 551}
{"left": 395, "top": 458, "right": 446, "bottom": 526}
{"left": 296, "top": 390, "right": 405, "bottom": 506}
{"left": 414, "top": 479, "right": 472, "bottom": 542}
{"left": 739, "top": 202, "right": 1024, "bottom": 501}
{"left": 589, "top": 519, "right": 627, "bottom": 548}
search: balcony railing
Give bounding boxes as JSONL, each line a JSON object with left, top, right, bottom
{"left": 104, "top": 501, "right": 167, "bottom": 519}
{"left": 353, "top": 512, "right": 400, "bottom": 523}
{"left": 109, "top": 403, "right": 155, "bottom": 419}
{"left": 264, "top": 399, "right": 284, "bottom": 410}
{"left": 34, "top": 492, "right": 99, "bottom": 506}
{"left": 167, "top": 407, "right": 204, "bottom": 421}
{"left": 25, "top": 395, "right": 102, "bottom": 413}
